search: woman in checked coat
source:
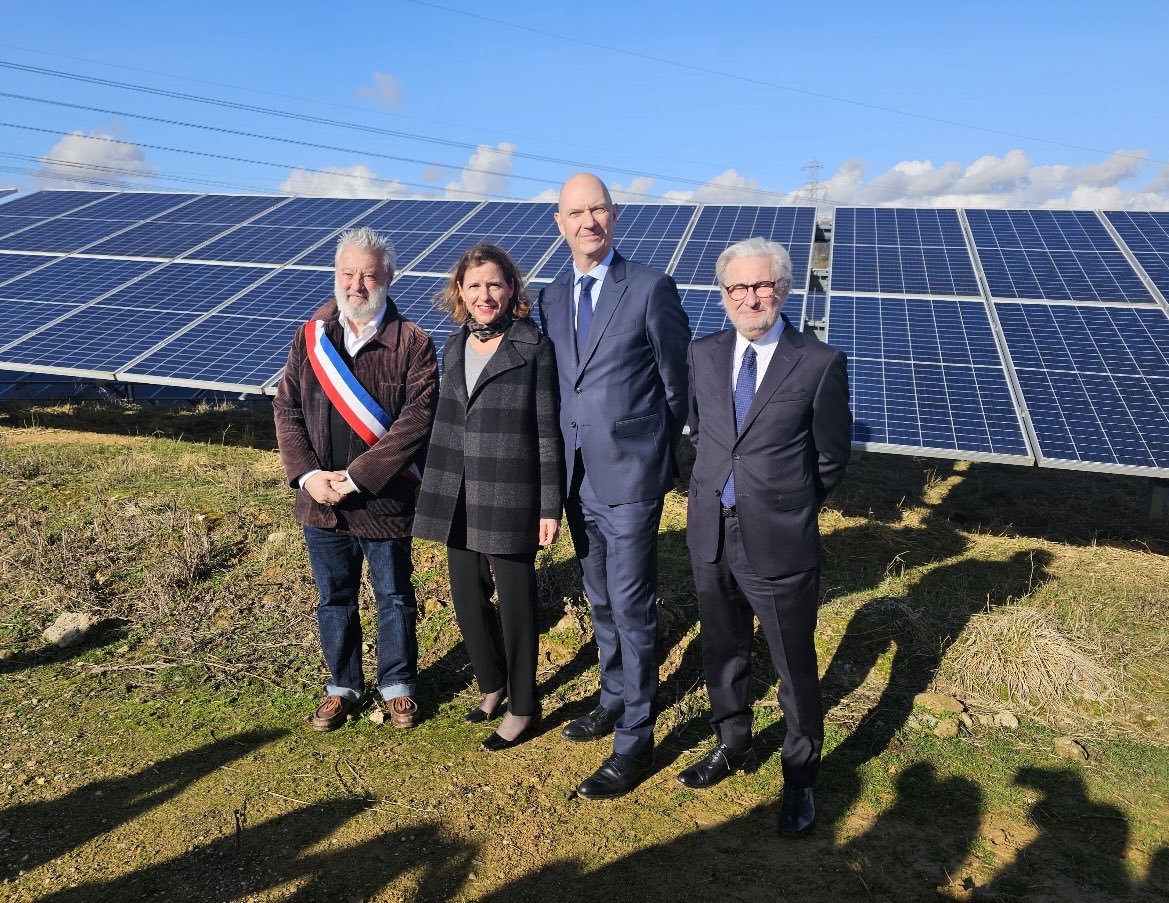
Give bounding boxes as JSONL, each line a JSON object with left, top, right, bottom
{"left": 413, "top": 243, "right": 563, "bottom": 750}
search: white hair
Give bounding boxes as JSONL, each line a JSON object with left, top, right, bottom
{"left": 335, "top": 226, "right": 395, "bottom": 281}
{"left": 714, "top": 236, "right": 792, "bottom": 287}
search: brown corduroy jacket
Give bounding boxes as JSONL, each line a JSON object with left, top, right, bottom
{"left": 273, "top": 298, "right": 439, "bottom": 539}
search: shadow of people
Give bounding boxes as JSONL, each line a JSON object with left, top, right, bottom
{"left": 36, "top": 802, "right": 477, "bottom": 902}
{"left": 0, "top": 728, "right": 285, "bottom": 879}
{"left": 819, "top": 548, "right": 1055, "bottom": 838}
{"left": 0, "top": 619, "right": 128, "bottom": 677}
{"left": 983, "top": 766, "right": 1132, "bottom": 900}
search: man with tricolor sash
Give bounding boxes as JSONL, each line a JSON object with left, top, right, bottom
{"left": 275, "top": 227, "right": 439, "bottom": 732}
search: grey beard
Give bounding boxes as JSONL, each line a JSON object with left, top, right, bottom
{"left": 335, "top": 282, "right": 388, "bottom": 325}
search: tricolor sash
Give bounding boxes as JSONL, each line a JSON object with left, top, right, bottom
{"left": 305, "top": 319, "right": 422, "bottom": 483}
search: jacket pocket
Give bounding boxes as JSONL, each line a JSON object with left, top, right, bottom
{"left": 614, "top": 412, "right": 662, "bottom": 438}
{"left": 775, "top": 486, "right": 817, "bottom": 510}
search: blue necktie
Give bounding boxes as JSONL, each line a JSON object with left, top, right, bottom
{"left": 576, "top": 275, "right": 596, "bottom": 361}
{"left": 721, "top": 345, "right": 757, "bottom": 508}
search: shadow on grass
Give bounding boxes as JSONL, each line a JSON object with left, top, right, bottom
{"left": 0, "top": 620, "right": 128, "bottom": 677}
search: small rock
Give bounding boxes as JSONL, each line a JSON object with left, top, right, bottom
{"left": 368, "top": 708, "right": 385, "bottom": 726}
{"left": 116, "top": 646, "right": 129, "bottom": 655}
{"left": 914, "top": 692, "right": 965, "bottom": 714}
{"left": 42, "top": 613, "right": 94, "bottom": 649}
{"left": 553, "top": 612, "right": 578, "bottom": 632}
{"left": 958, "top": 712, "right": 974, "bottom": 730}
{"left": 993, "top": 711, "right": 1020, "bottom": 729}
{"left": 266, "top": 532, "right": 287, "bottom": 544}
{"left": 933, "top": 720, "right": 960, "bottom": 739}
{"left": 1054, "top": 736, "right": 1088, "bottom": 761}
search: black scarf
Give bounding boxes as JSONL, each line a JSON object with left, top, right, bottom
{"left": 467, "top": 312, "right": 514, "bottom": 342}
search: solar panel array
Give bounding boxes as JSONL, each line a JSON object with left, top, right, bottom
{"left": 3, "top": 190, "right": 1169, "bottom": 478}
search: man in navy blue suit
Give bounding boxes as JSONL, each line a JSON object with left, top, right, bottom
{"left": 537, "top": 173, "right": 690, "bottom": 799}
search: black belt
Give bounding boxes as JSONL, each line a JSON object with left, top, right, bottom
{"left": 721, "top": 506, "right": 737, "bottom": 518}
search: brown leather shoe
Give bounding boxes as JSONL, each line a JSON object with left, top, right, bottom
{"left": 385, "top": 695, "right": 419, "bottom": 729}
{"left": 312, "top": 695, "right": 353, "bottom": 732}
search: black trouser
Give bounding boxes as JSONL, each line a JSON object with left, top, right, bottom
{"left": 447, "top": 545, "right": 539, "bottom": 717}
{"left": 691, "top": 514, "right": 823, "bottom": 789}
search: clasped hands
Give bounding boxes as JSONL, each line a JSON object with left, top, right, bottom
{"left": 304, "top": 470, "right": 358, "bottom": 506}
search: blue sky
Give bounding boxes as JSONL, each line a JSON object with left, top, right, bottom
{"left": 2, "top": 0, "right": 1168, "bottom": 208}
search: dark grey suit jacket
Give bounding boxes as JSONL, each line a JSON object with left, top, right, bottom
{"left": 537, "top": 250, "right": 690, "bottom": 505}
{"left": 686, "top": 318, "right": 852, "bottom": 578}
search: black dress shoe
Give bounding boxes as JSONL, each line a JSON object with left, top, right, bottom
{"left": 481, "top": 713, "right": 540, "bottom": 751}
{"left": 575, "top": 750, "right": 654, "bottom": 800}
{"left": 778, "top": 786, "right": 816, "bottom": 837}
{"left": 676, "top": 743, "right": 754, "bottom": 789}
{"left": 561, "top": 705, "right": 620, "bottom": 742}
{"left": 465, "top": 701, "right": 504, "bottom": 724}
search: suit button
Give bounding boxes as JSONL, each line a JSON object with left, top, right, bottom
{"left": 575, "top": 388, "right": 582, "bottom": 394}
{"left": 733, "top": 453, "right": 741, "bottom": 460}
{"left": 571, "top": 421, "right": 578, "bottom": 428}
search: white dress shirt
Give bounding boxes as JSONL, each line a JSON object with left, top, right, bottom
{"left": 732, "top": 318, "right": 786, "bottom": 391}
{"left": 573, "top": 248, "right": 616, "bottom": 329}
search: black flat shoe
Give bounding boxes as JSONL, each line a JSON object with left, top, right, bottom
{"left": 778, "top": 786, "right": 816, "bottom": 837}
{"left": 465, "top": 703, "right": 504, "bottom": 724}
{"left": 676, "top": 743, "right": 754, "bottom": 789}
{"left": 575, "top": 749, "right": 654, "bottom": 800}
{"left": 481, "top": 713, "right": 541, "bottom": 751}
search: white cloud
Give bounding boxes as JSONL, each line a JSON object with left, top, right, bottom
{"left": 660, "top": 168, "right": 791, "bottom": 205}
{"left": 1147, "top": 163, "right": 1169, "bottom": 194}
{"left": 280, "top": 164, "right": 418, "bottom": 198}
{"left": 443, "top": 142, "right": 515, "bottom": 200}
{"left": 356, "top": 72, "right": 403, "bottom": 110}
{"left": 609, "top": 176, "right": 656, "bottom": 204}
{"left": 31, "top": 127, "right": 155, "bottom": 189}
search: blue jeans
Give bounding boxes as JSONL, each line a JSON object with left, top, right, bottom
{"left": 303, "top": 526, "right": 417, "bottom": 703}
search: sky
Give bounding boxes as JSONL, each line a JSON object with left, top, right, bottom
{"left": 2, "top": 0, "right": 1168, "bottom": 210}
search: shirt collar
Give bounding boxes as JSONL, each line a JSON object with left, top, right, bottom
{"left": 340, "top": 300, "right": 387, "bottom": 342}
{"left": 734, "top": 316, "right": 785, "bottom": 360}
{"left": 573, "top": 247, "right": 616, "bottom": 286}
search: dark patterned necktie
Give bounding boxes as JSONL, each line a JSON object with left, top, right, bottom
{"left": 721, "top": 345, "right": 757, "bottom": 508}
{"left": 576, "top": 274, "right": 596, "bottom": 360}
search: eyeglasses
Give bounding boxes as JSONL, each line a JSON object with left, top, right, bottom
{"left": 722, "top": 280, "right": 783, "bottom": 301}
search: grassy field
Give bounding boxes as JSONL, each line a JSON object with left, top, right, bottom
{"left": 1, "top": 399, "right": 1167, "bottom": 901}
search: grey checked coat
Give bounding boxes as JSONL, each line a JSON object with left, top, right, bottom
{"left": 413, "top": 317, "right": 563, "bottom": 555}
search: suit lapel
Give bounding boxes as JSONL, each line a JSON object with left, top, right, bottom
{"left": 577, "top": 252, "right": 628, "bottom": 381}
{"left": 736, "top": 322, "right": 803, "bottom": 441}
{"left": 711, "top": 329, "right": 738, "bottom": 439}
{"left": 468, "top": 331, "right": 526, "bottom": 405}
{"left": 545, "top": 274, "right": 576, "bottom": 368}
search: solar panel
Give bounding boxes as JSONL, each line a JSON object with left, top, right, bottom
{"left": 995, "top": 302, "right": 1169, "bottom": 471}
{"left": 0, "top": 257, "right": 157, "bottom": 304}
{"left": 411, "top": 202, "right": 559, "bottom": 274}
{"left": 965, "top": 209, "right": 1153, "bottom": 303}
{"left": 153, "top": 194, "right": 287, "bottom": 225}
{"left": 182, "top": 226, "right": 339, "bottom": 265}
{"left": 249, "top": 196, "right": 382, "bottom": 228}
{"left": 533, "top": 204, "right": 696, "bottom": 280}
{"left": 0, "top": 299, "right": 79, "bottom": 348}
{"left": 827, "top": 295, "right": 1030, "bottom": 459}
{"left": 0, "top": 252, "right": 59, "bottom": 286}
{"left": 80, "top": 222, "right": 239, "bottom": 259}
{"left": 1104, "top": 211, "right": 1169, "bottom": 300}
{"left": 0, "top": 215, "right": 51, "bottom": 240}
{"left": 0, "top": 190, "right": 112, "bottom": 218}
{"left": 670, "top": 206, "right": 817, "bottom": 287}
{"left": 0, "top": 216, "right": 134, "bottom": 254}
{"left": 80, "top": 192, "right": 200, "bottom": 221}
{"left": 830, "top": 207, "right": 981, "bottom": 296}
{"left": 95, "top": 263, "right": 271, "bottom": 314}
{"left": 217, "top": 269, "right": 335, "bottom": 321}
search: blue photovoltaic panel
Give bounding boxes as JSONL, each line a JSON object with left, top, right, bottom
{"left": 995, "top": 302, "right": 1169, "bottom": 469}
{"left": 0, "top": 306, "right": 198, "bottom": 374}
{"left": 124, "top": 315, "right": 302, "bottom": 388}
{"left": 217, "top": 269, "right": 335, "bottom": 321}
{"left": 391, "top": 274, "right": 451, "bottom": 340}
{"left": 1104, "top": 210, "right": 1169, "bottom": 300}
{"left": 411, "top": 202, "right": 559, "bottom": 274}
{"left": 0, "top": 257, "right": 156, "bottom": 304}
{"left": 831, "top": 207, "right": 981, "bottom": 296}
{"left": 153, "top": 194, "right": 287, "bottom": 225}
{"left": 671, "top": 206, "right": 816, "bottom": 287}
{"left": 827, "top": 295, "right": 1028, "bottom": 456}
{"left": 804, "top": 291, "right": 826, "bottom": 322}
{"left": 0, "top": 300, "right": 78, "bottom": 349}
{"left": 290, "top": 199, "right": 483, "bottom": 267}
{"left": 182, "top": 226, "right": 338, "bottom": 265}
{"left": 0, "top": 190, "right": 112, "bottom": 218}
{"left": 0, "top": 253, "right": 57, "bottom": 285}
{"left": 0, "top": 216, "right": 133, "bottom": 254}
{"left": 680, "top": 287, "right": 725, "bottom": 339}
{"left": 79, "top": 192, "right": 200, "bottom": 221}
{"left": 249, "top": 196, "right": 382, "bottom": 228}
{"left": 534, "top": 204, "right": 696, "bottom": 280}
{"left": 95, "top": 263, "right": 270, "bottom": 314}
{"left": 965, "top": 209, "right": 1152, "bottom": 303}
{"left": 80, "top": 221, "right": 237, "bottom": 259}
{"left": 0, "top": 216, "right": 50, "bottom": 240}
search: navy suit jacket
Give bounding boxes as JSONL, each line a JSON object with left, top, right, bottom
{"left": 687, "top": 317, "right": 852, "bottom": 578}
{"left": 537, "top": 250, "right": 690, "bottom": 505}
